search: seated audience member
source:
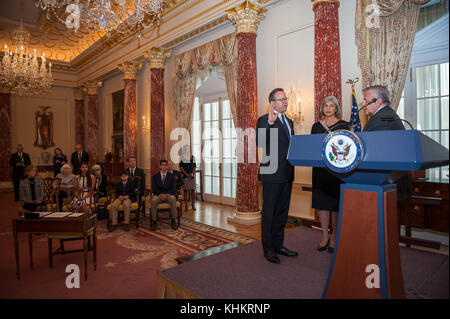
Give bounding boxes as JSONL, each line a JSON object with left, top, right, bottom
{"left": 91, "top": 165, "right": 108, "bottom": 199}
{"left": 20, "top": 165, "right": 46, "bottom": 211}
{"left": 71, "top": 143, "right": 89, "bottom": 175}
{"left": 125, "top": 155, "right": 146, "bottom": 196}
{"left": 74, "top": 163, "right": 95, "bottom": 207}
{"left": 167, "top": 160, "right": 184, "bottom": 197}
{"left": 110, "top": 172, "right": 137, "bottom": 232}
{"left": 151, "top": 160, "right": 178, "bottom": 231}
{"left": 54, "top": 163, "right": 75, "bottom": 211}
{"left": 53, "top": 148, "right": 68, "bottom": 177}
{"left": 10, "top": 144, "right": 32, "bottom": 201}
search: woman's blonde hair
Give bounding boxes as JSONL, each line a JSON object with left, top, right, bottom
{"left": 60, "top": 163, "right": 72, "bottom": 174}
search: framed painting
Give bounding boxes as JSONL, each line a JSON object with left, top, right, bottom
{"left": 34, "top": 106, "right": 54, "bottom": 149}
{"left": 112, "top": 89, "right": 124, "bottom": 134}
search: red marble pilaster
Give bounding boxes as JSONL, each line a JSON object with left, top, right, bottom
{"left": 0, "top": 92, "right": 11, "bottom": 182}
{"left": 74, "top": 88, "right": 85, "bottom": 146}
{"left": 150, "top": 68, "right": 165, "bottom": 175}
{"left": 313, "top": 0, "right": 342, "bottom": 121}
{"left": 87, "top": 94, "right": 99, "bottom": 165}
{"left": 124, "top": 79, "right": 137, "bottom": 165}
{"left": 235, "top": 32, "right": 259, "bottom": 213}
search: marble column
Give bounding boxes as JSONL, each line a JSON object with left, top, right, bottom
{"left": 83, "top": 81, "right": 102, "bottom": 165}
{"left": 118, "top": 61, "right": 142, "bottom": 167}
{"left": 73, "top": 87, "right": 85, "bottom": 146}
{"left": 227, "top": 1, "right": 266, "bottom": 225}
{"left": 145, "top": 48, "right": 171, "bottom": 175}
{"left": 0, "top": 87, "right": 11, "bottom": 182}
{"left": 312, "top": 0, "right": 342, "bottom": 122}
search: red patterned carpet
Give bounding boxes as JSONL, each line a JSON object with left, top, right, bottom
{"left": 0, "top": 195, "right": 254, "bottom": 298}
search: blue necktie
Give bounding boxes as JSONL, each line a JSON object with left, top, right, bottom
{"left": 280, "top": 114, "right": 291, "bottom": 140}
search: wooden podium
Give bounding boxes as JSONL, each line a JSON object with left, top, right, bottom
{"left": 288, "top": 130, "right": 449, "bottom": 299}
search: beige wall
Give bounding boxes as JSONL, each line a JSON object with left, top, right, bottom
{"left": 10, "top": 86, "right": 75, "bottom": 167}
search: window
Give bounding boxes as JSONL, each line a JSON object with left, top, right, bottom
{"left": 416, "top": 62, "right": 449, "bottom": 181}
{"left": 400, "top": 12, "right": 449, "bottom": 182}
{"left": 191, "top": 96, "right": 237, "bottom": 204}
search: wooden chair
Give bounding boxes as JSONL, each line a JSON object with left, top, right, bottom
{"left": 106, "top": 175, "right": 141, "bottom": 231}
{"left": 47, "top": 186, "right": 96, "bottom": 260}
{"left": 150, "top": 187, "right": 183, "bottom": 227}
{"left": 92, "top": 174, "right": 111, "bottom": 216}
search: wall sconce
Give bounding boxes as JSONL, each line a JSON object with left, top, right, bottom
{"left": 286, "top": 88, "right": 304, "bottom": 131}
{"left": 142, "top": 115, "right": 150, "bottom": 131}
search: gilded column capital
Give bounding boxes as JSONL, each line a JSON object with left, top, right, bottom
{"left": 118, "top": 61, "right": 143, "bottom": 80}
{"left": 226, "top": 0, "right": 267, "bottom": 35}
{"left": 311, "top": 0, "right": 340, "bottom": 10}
{"left": 73, "top": 87, "right": 84, "bottom": 100}
{"left": 83, "top": 81, "right": 103, "bottom": 95}
{"left": 144, "top": 48, "right": 172, "bottom": 69}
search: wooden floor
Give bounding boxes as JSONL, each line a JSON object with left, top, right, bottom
{"left": 182, "top": 201, "right": 262, "bottom": 239}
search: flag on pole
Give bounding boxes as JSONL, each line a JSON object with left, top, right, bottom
{"left": 350, "top": 88, "right": 361, "bottom": 132}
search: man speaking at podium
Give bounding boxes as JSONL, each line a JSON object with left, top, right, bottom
{"left": 256, "top": 88, "right": 298, "bottom": 264}
{"left": 362, "top": 85, "right": 412, "bottom": 200}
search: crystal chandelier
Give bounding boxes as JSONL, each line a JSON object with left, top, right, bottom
{"left": 35, "top": 0, "right": 165, "bottom": 38}
{"left": 0, "top": 20, "right": 53, "bottom": 96}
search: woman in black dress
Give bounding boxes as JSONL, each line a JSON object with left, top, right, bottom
{"left": 179, "top": 145, "right": 197, "bottom": 211}
{"left": 311, "top": 96, "right": 349, "bottom": 253}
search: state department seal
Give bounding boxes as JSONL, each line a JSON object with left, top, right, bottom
{"left": 321, "top": 130, "right": 364, "bottom": 173}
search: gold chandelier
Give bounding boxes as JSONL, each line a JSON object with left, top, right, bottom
{"left": 35, "top": 0, "right": 166, "bottom": 38}
{"left": 0, "top": 3, "right": 52, "bottom": 96}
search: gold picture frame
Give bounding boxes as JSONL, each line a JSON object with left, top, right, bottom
{"left": 34, "top": 106, "right": 54, "bottom": 149}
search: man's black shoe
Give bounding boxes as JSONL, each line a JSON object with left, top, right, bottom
{"left": 151, "top": 221, "right": 157, "bottom": 231}
{"left": 277, "top": 247, "right": 298, "bottom": 257}
{"left": 171, "top": 219, "right": 179, "bottom": 230}
{"left": 264, "top": 251, "right": 280, "bottom": 264}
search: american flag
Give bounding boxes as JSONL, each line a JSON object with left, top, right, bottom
{"left": 350, "top": 88, "right": 361, "bottom": 132}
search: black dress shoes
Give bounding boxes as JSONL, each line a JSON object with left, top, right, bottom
{"left": 317, "top": 239, "right": 330, "bottom": 252}
{"left": 264, "top": 251, "right": 280, "bottom": 264}
{"left": 328, "top": 246, "right": 334, "bottom": 253}
{"left": 171, "top": 219, "right": 179, "bottom": 230}
{"left": 277, "top": 246, "right": 298, "bottom": 257}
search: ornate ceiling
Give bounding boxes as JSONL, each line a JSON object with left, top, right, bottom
{"left": 0, "top": 0, "right": 181, "bottom": 62}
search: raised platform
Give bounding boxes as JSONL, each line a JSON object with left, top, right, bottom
{"left": 157, "top": 226, "right": 448, "bottom": 299}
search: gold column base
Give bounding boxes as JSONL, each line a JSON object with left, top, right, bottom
{"left": 228, "top": 210, "right": 261, "bottom": 226}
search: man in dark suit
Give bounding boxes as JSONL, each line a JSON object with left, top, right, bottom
{"left": 151, "top": 160, "right": 178, "bottom": 231}
{"left": 256, "top": 88, "right": 298, "bottom": 264}
{"left": 71, "top": 143, "right": 89, "bottom": 175}
{"left": 362, "top": 85, "right": 405, "bottom": 132}
{"left": 125, "top": 155, "right": 146, "bottom": 196}
{"left": 110, "top": 172, "right": 137, "bottom": 232}
{"left": 9, "top": 144, "right": 31, "bottom": 201}
{"left": 363, "top": 85, "right": 412, "bottom": 200}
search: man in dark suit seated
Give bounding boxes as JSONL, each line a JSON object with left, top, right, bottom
{"left": 71, "top": 143, "right": 89, "bottom": 175}
{"left": 362, "top": 85, "right": 412, "bottom": 200}
{"left": 9, "top": 144, "right": 31, "bottom": 202}
{"left": 125, "top": 155, "right": 146, "bottom": 197}
{"left": 167, "top": 160, "right": 184, "bottom": 198}
{"left": 110, "top": 171, "right": 137, "bottom": 232}
{"left": 151, "top": 160, "right": 178, "bottom": 231}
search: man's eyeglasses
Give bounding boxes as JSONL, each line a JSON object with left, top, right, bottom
{"left": 272, "top": 98, "right": 288, "bottom": 102}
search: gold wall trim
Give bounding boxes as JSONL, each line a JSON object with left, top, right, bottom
{"left": 77, "top": 0, "right": 241, "bottom": 83}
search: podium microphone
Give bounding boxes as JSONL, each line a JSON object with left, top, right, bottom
{"left": 358, "top": 98, "right": 377, "bottom": 112}
{"left": 381, "top": 117, "right": 415, "bottom": 130}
